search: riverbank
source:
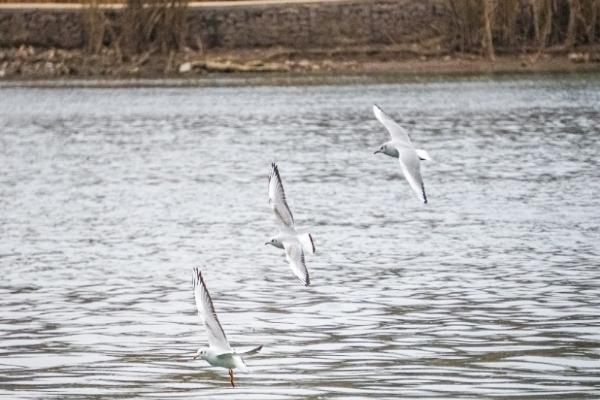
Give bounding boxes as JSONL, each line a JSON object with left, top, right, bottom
{"left": 1, "top": 0, "right": 600, "bottom": 81}
{"left": 1, "top": 43, "right": 599, "bottom": 81}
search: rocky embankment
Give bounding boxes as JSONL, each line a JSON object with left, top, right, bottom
{"left": 0, "top": 45, "right": 368, "bottom": 78}
{"left": 2, "top": 42, "right": 600, "bottom": 79}
{"left": 2, "top": 0, "right": 600, "bottom": 80}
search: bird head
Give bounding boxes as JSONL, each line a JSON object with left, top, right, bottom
{"left": 265, "top": 237, "right": 284, "bottom": 249}
{"left": 193, "top": 348, "right": 207, "bottom": 360}
{"left": 374, "top": 144, "right": 387, "bottom": 155}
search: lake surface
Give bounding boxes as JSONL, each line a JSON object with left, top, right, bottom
{"left": 1, "top": 76, "right": 599, "bottom": 399}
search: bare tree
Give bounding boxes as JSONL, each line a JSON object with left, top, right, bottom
{"left": 482, "top": 0, "right": 496, "bottom": 60}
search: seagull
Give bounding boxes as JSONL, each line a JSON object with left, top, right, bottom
{"left": 372, "top": 104, "right": 431, "bottom": 204}
{"left": 191, "top": 267, "right": 262, "bottom": 387}
{"left": 265, "top": 163, "right": 315, "bottom": 286}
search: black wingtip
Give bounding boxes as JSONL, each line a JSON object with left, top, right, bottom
{"left": 308, "top": 233, "right": 316, "bottom": 254}
{"left": 192, "top": 267, "right": 203, "bottom": 288}
{"left": 373, "top": 103, "right": 387, "bottom": 114}
{"left": 421, "top": 182, "right": 428, "bottom": 204}
{"left": 269, "top": 162, "right": 280, "bottom": 182}
{"left": 269, "top": 162, "right": 278, "bottom": 189}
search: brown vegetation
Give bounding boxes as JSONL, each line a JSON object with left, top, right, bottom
{"left": 445, "top": 0, "right": 600, "bottom": 59}
{"left": 2, "top": 0, "right": 599, "bottom": 79}
{"left": 84, "top": 0, "right": 189, "bottom": 72}
{"left": 0, "top": 0, "right": 228, "bottom": 2}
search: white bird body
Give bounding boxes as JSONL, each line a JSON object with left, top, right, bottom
{"left": 200, "top": 349, "right": 247, "bottom": 370}
{"left": 266, "top": 163, "right": 315, "bottom": 286}
{"left": 271, "top": 230, "right": 315, "bottom": 254}
{"left": 373, "top": 104, "right": 430, "bottom": 204}
{"left": 192, "top": 268, "right": 262, "bottom": 387}
{"left": 379, "top": 143, "right": 432, "bottom": 162}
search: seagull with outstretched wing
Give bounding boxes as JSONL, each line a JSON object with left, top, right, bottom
{"left": 265, "top": 163, "right": 315, "bottom": 286}
{"left": 192, "top": 267, "right": 262, "bottom": 387}
{"left": 372, "top": 104, "right": 432, "bottom": 204}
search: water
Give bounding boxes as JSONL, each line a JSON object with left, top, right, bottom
{"left": 1, "top": 76, "right": 599, "bottom": 399}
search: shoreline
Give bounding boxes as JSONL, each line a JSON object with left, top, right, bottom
{"left": 3, "top": 70, "right": 599, "bottom": 89}
{"left": 1, "top": 49, "right": 599, "bottom": 87}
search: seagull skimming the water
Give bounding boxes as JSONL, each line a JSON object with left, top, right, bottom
{"left": 372, "top": 104, "right": 431, "bottom": 204}
{"left": 265, "top": 163, "right": 315, "bottom": 286}
{"left": 191, "top": 267, "right": 262, "bottom": 387}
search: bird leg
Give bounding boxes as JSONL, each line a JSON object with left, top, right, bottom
{"left": 229, "top": 368, "right": 235, "bottom": 388}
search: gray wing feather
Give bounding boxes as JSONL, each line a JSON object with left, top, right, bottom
{"left": 192, "top": 268, "right": 232, "bottom": 354}
{"left": 373, "top": 104, "right": 413, "bottom": 146}
{"left": 397, "top": 146, "right": 427, "bottom": 204}
{"left": 269, "top": 163, "right": 295, "bottom": 228}
{"left": 240, "top": 345, "right": 263, "bottom": 357}
{"left": 283, "top": 242, "right": 310, "bottom": 286}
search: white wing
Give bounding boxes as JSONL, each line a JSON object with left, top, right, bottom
{"left": 373, "top": 104, "right": 413, "bottom": 146}
{"left": 283, "top": 241, "right": 310, "bottom": 286}
{"left": 192, "top": 268, "right": 232, "bottom": 354}
{"left": 297, "top": 232, "right": 315, "bottom": 255}
{"left": 396, "top": 146, "right": 427, "bottom": 204}
{"left": 240, "top": 345, "right": 263, "bottom": 357}
{"left": 268, "top": 163, "right": 295, "bottom": 229}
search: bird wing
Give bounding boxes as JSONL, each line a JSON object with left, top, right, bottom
{"left": 268, "top": 163, "right": 295, "bottom": 229}
{"left": 373, "top": 104, "right": 413, "bottom": 146}
{"left": 192, "top": 268, "right": 232, "bottom": 354}
{"left": 240, "top": 345, "right": 263, "bottom": 357}
{"left": 297, "top": 232, "right": 316, "bottom": 255}
{"left": 283, "top": 241, "right": 310, "bottom": 286}
{"left": 396, "top": 146, "right": 428, "bottom": 204}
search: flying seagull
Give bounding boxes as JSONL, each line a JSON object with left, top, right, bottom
{"left": 265, "top": 163, "right": 315, "bottom": 286}
{"left": 372, "top": 104, "right": 431, "bottom": 204}
{"left": 192, "top": 267, "right": 262, "bottom": 387}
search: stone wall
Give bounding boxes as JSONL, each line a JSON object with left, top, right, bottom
{"left": 0, "top": 0, "right": 448, "bottom": 50}
{"left": 0, "top": 9, "right": 84, "bottom": 48}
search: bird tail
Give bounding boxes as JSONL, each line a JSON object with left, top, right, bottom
{"left": 415, "top": 149, "right": 433, "bottom": 161}
{"left": 240, "top": 345, "right": 263, "bottom": 357}
{"left": 297, "top": 233, "right": 316, "bottom": 255}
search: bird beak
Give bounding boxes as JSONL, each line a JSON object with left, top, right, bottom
{"left": 264, "top": 242, "right": 269, "bottom": 245}
{"left": 374, "top": 149, "right": 381, "bottom": 154}
{"left": 192, "top": 354, "right": 199, "bottom": 360}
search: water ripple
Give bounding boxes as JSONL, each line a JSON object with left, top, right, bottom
{"left": 1, "top": 76, "right": 599, "bottom": 398}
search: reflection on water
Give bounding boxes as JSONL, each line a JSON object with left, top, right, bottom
{"left": 1, "top": 76, "right": 599, "bottom": 398}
